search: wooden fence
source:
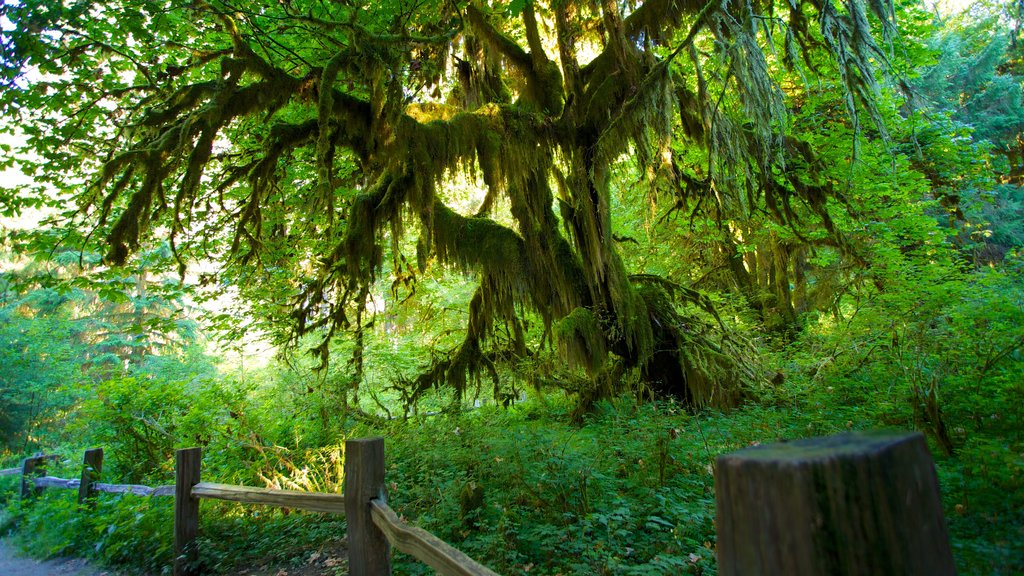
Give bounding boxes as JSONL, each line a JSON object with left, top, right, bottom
{"left": 1, "top": 437, "right": 497, "bottom": 576}
{"left": 3, "top": 430, "right": 960, "bottom": 576}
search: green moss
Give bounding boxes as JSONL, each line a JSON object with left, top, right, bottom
{"left": 608, "top": 255, "right": 654, "bottom": 365}
{"left": 555, "top": 307, "right": 608, "bottom": 377}
{"left": 631, "top": 279, "right": 754, "bottom": 409}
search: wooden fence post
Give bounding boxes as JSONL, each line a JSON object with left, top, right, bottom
{"left": 715, "top": 430, "right": 955, "bottom": 576}
{"left": 174, "top": 447, "right": 202, "bottom": 576}
{"left": 20, "top": 455, "right": 47, "bottom": 498}
{"left": 345, "top": 437, "right": 391, "bottom": 576}
{"left": 78, "top": 448, "right": 103, "bottom": 506}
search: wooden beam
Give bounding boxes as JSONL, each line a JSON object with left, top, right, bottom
{"left": 370, "top": 500, "right": 499, "bottom": 576}
{"left": 32, "top": 476, "right": 79, "bottom": 489}
{"left": 26, "top": 474, "right": 177, "bottom": 499}
{"left": 191, "top": 482, "right": 345, "bottom": 514}
{"left": 715, "top": 430, "right": 955, "bottom": 576}
{"left": 29, "top": 476, "right": 175, "bottom": 497}
{"left": 174, "top": 447, "right": 202, "bottom": 576}
{"left": 78, "top": 448, "right": 103, "bottom": 506}
{"left": 95, "top": 483, "right": 175, "bottom": 497}
{"left": 345, "top": 437, "right": 391, "bottom": 576}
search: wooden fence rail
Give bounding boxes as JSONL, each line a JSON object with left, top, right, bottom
{"left": 30, "top": 476, "right": 176, "bottom": 497}
{"left": 370, "top": 500, "right": 498, "bottom": 576}
{"left": 1, "top": 438, "right": 497, "bottom": 576}
{"left": 190, "top": 482, "right": 346, "bottom": 514}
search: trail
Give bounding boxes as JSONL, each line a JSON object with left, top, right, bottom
{"left": 0, "top": 539, "right": 116, "bottom": 576}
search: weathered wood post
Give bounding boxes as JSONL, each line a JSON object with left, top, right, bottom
{"left": 345, "top": 437, "right": 391, "bottom": 576}
{"left": 77, "top": 448, "right": 103, "bottom": 506}
{"left": 715, "top": 430, "right": 955, "bottom": 576}
{"left": 20, "top": 454, "right": 48, "bottom": 498}
{"left": 174, "top": 447, "right": 202, "bottom": 576}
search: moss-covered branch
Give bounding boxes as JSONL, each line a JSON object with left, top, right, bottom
{"left": 30, "top": 0, "right": 904, "bottom": 413}
{"left": 465, "top": 3, "right": 563, "bottom": 114}
{"left": 100, "top": 73, "right": 299, "bottom": 264}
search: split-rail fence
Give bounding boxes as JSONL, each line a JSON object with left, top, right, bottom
{"left": 3, "top": 430, "right": 960, "bottom": 575}
{"left": 1, "top": 437, "right": 494, "bottom": 576}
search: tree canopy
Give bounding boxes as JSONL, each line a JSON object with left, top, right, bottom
{"left": 1, "top": 0, "right": 919, "bottom": 408}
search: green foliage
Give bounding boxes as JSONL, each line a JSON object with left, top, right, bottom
{"left": 366, "top": 400, "right": 721, "bottom": 575}
{"left": 0, "top": 300, "right": 90, "bottom": 451}
{"left": 0, "top": 240, "right": 204, "bottom": 453}
{"left": 4, "top": 334, "right": 1023, "bottom": 575}
{"left": 917, "top": 8, "right": 1024, "bottom": 147}
{"left": 912, "top": 4, "right": 1024, "bottom": 259}
{"left": 194, "top": 505, "right": 347, "bottom": 575}
{"left": 769, "top": 254, "right": 1024, "bottom": 573}
{"left": 777, "top": 260, "right": 1024, "bottom": 450}
{"left": 78, "top": 373, "right": 213, "bottom": 483}
{"left": 0, "top": 1, "right": 1022, "bottom": 575}
{"left": 1, "top": 456, "right": 175, "bottom": 574}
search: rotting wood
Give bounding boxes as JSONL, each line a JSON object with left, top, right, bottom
{"left": 17, "top": 454, "right": 61, "bottom": 496}
{"left": 715, "top": 430, "right": 955, "bottom": 576}
{"left": 0, "top": 467, "right": 19, "bottom": 476}
{"left": 370, "top": 500, "right": 499, "bottom": 576}
{"left": 191, "top": 482, "right": 345, "bottom": 514}
{"left": 95, "top": 482, "right": 175, "bottom": 497}
{"left": 33, "top": 476, "right": 79, "bottom": 489}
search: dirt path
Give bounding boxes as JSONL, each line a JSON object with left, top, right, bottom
{"left": 0, "top": 539, "right": 117, "bottom": 576}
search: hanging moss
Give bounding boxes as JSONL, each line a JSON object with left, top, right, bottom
{"left": 431, "top": 201, "right": 529, "bottom": 311}
{"left": 633, "top": 280, "right": 755, "bottom": 409}
{"left": 70, "top": 0, "right": 899, "bottom": 414}
{"left": 465, "top": 4, "right": 564, "bottom": 115}
{"left": 606, "top": 254, "right": 654, "bottom": 365}
{"left": 340, "top": 178, "right": 402, "bottom": 286}
{"left": 94, "top": 64, "right": 300, "bottom": 266}
{"left": 105, "top": 169, "right": 158, "bottom": 265}
{"left": 554, "top": 307, "right": 608, "bottom": 377}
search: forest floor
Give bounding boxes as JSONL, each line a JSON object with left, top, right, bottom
{"left": 0, "top": 538, "right": 117, "bottom": 576}
{"left": 233, "top": 541, "right": 349, "bottom": 576}
{"left": 0, "top": 537, "right": 347, "bottom": 576}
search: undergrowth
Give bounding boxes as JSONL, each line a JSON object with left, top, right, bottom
{"left": 2, "top": 264, "right": 1022, "bottom": 574}
{"left": 2, "top": 381, "right": 1020, "bottom": 574}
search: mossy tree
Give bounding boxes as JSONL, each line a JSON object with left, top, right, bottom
{"left": 1, "top": 0, "right": 900, "bottom": 408}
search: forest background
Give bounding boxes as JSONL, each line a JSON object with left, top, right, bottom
{"left": 0, "top": 0, "right": 1022, "bottom": 574}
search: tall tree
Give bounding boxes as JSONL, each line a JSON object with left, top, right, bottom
{"left": 913, "top": 1, "right": 1024, "bottom": 259}
{"left": 0, "top": 0, "right": 899, "bottom": 406}
{"left": 0, "top": 236, "right": 198, "bottom": 451}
